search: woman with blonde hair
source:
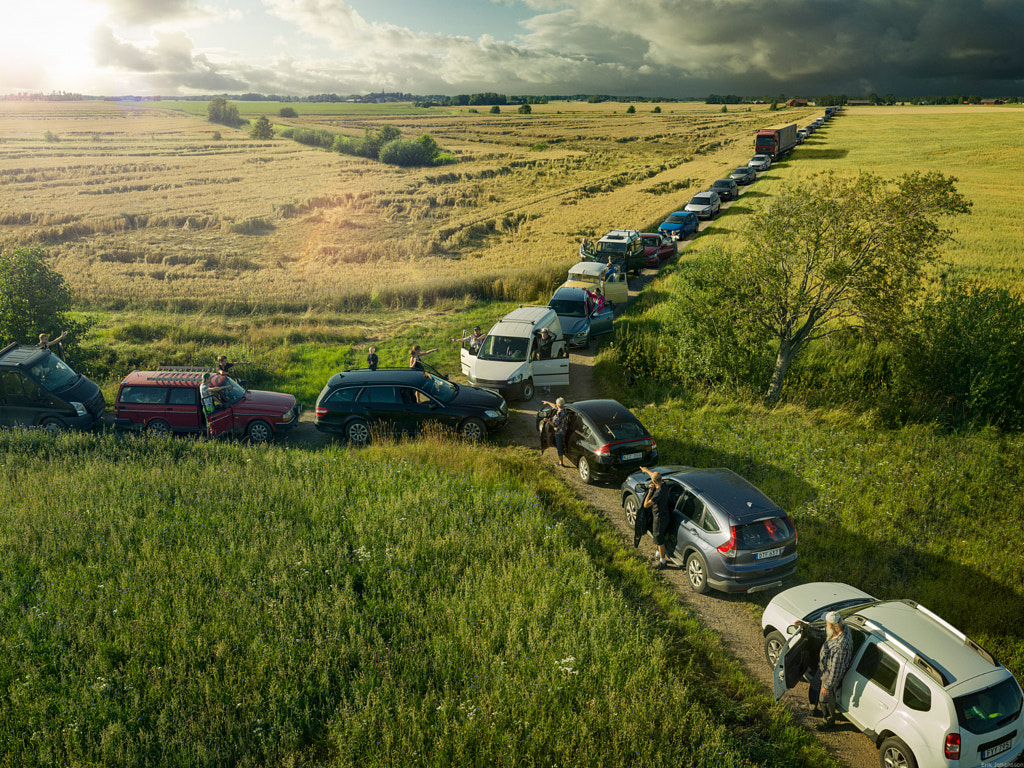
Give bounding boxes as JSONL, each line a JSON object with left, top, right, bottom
{"left": 409, "top": 344, "right": 438, "bottom": 371}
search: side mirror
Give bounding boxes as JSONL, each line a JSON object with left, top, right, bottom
{"left": 787, "top": 624, "right": 799, "bottom": 635}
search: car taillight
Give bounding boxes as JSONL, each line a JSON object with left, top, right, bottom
{"left": 717, "top": 526, "right": 738, "bottom": 558}
{"left": 944, "top": 733, "right": 960, "bottom": 760}
{"left": 315, "top": 406, "right": 328, "bottom": 417}
{"left": 594, "top": 444, "right": 611, "bottom": 456}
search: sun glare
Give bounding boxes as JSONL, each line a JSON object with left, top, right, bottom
{"left": 1, "top": 0, "right": 107, "bottom": 91}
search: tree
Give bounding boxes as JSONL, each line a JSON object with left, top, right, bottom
{"left": 625, "top": 105, "right": 635, "bottom": 114}
{"left": 208, "top": 97, "right": 242, "bottom": 127}
{"left": 490, "top": 105, "right": 501, "bottom": 114}
{"left": 517, "top": 103, "right": 532, "bottom": 114}
{"left": 278, "top": 106, "right": 297, "bottom": 118}
{"left": 735, "top": 171, "right": 971, "bottom": 404}
{"left": 249, "top": 116, "right": 274, "bottom": 140}
{"left": 0, "top": 245, "right": 78, "bottom": 346}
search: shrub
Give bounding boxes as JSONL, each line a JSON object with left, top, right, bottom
{"left": 249, "top": 116, "right": 274, "bottom": 140}
{"left": 278, "top": 106, "right": 297, "bottom": 118}
{"left": 490, "top": 105, "right": 501, "bottom": 114}
{"left": 518, "top": 103, "right": 532, "bottom": 114}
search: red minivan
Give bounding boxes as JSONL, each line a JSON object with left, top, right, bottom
{"left": 114, "top": 367, "right": 300, "bottom": 442}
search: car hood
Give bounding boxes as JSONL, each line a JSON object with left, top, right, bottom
{"left": 765, "top": 582, "right": 874, "bottom": 627}
{"left": 451, "top": 383, "right": 505, "bottom": 410}
{"left": 559, "top": 316, "right": 590, "bottom": 337}
{"left": 470, "top": 358, "right": 527, "bottom": 381}
{"left": 685, "top": 203, "right": 710, "bottom": 212}
{"left": 237, "top": 389, "right": 297, "bottom": 414}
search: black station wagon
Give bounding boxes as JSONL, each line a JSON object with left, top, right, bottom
{"left": 314, "top": 368, "right": 508, "bottom": 444}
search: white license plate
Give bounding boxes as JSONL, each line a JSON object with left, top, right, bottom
{"left": 756, "top": 547, "right": 784, "bottom": 560}
{"left": 983, "top": 739, "right": 1012, "bottom": 759}
{"left": 622, "top": 452, "right": 643, "bottom": 461}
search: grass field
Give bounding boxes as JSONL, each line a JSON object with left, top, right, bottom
{"left": 0, "top": 430, "right": 836, "bottom": 767}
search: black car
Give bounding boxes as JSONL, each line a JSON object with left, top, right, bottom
{"left": 0, "top": 343, "right": 106, "bottom": 434}
{"left": 314, "top": 368, "right": 508, "bottom": 444}
{"left": 730, "top": 166, "right": 757, "bottom": 185}
{"left": 621, "top": 466, "right": 798, "bottom": 594}
{"left": 710, "top": 178, "right": 740, "bottom": 201}
{"left": 537, "top": 399, "right": 658, "bottom": 484}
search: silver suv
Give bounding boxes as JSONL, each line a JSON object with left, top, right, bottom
{"left": 763, "top": 582, "right": 1024, "bottom": 768}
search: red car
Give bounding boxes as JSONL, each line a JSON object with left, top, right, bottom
{"left": 114, "top": 367, "right": 300, "bottom": 442}
{"left": 641, "top": 233, "right": 677, "bottom": 266}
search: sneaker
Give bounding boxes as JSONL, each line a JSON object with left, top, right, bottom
{"left": 654, "top": 561, "right": 665, "bottom": 570}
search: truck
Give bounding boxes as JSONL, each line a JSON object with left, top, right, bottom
{"left": 754, "top": 123, "right": 798, "bottom": 161}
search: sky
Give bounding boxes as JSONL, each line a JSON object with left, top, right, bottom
{"left": 2, "top": 0, "right": 1023, "bottom": 98}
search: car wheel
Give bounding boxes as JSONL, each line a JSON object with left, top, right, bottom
{"left": 764, "top": 630, "right": 786, "bottom": 667}
{"left": 460, "top": 418, "right": 486, "bottom": 442}
{"left": 623, "top": 494, "right": 639, "bottom": 525}
{"left": 147, "top": 418, "right": 171, "bottom": 436}
{"left": 346, "top": 419, "right": 370, "bottom": 446}
{"left": 880, "top": 737, "right": 917, "bottom": 768}
{"left": 577, "top": 455, "right": 593, "bottom": 485}
{"left": 41, "top": 418, "right": 66, "bottom": 436}
{"left": 246, "top": 419, "right": 273, "bottom": 443}
{"left": 520, "top": 379, "right": 535, "bottom": 401}
{"left": 685, "top": 552, "right": 710, "bottom": 594}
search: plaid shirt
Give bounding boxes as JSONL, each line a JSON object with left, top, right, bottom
{"left": 819, "top": 629, "right": 854, "bottom": 691}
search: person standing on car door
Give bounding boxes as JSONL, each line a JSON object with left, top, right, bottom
{"left": 809, "top": 611, "right": 853, "bottom": 731}
{"left": 640, "top": 467, "right": 669, "bottom": 569}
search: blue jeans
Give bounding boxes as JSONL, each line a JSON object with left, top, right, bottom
{"left": 554, "top": 432, "right": 565, "bottom": 460}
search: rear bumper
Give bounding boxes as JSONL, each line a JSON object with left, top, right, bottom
{"left": 708, "top": 561, "right": 798, "bottom": 594}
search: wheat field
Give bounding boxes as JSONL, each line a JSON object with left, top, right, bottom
{"left": 0, "top": 99, "right": 817, "bottom": 309}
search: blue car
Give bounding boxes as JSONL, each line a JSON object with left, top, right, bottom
{"left": 548, "top": 285, "right": 614, "bottom": 348}
{"left": 657, "top": 211, "right": 699, "bottom": 241}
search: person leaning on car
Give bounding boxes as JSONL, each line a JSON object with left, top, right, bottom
{"left": 798, "top": 611, "right": 854, "bottom": 731}
{"left": 640, "top": 467, "right": 670, "bottom": 570}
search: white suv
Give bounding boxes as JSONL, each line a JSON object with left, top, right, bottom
{"left": 762, "top": 582, "right": 1024, "bottom": 768}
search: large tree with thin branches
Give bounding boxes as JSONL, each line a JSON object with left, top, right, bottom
{"left": 738, "top": 171, "right": 970, "bottom": 404}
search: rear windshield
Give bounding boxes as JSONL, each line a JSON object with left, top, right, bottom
{"left": 955, "top": 677, "right": 1024, "bottom": 735}
{"left": 599, "top": 419, "right": 647, "bottom": 441}
{"left": 735, "top": 516, "right": 793, "bottom": 548}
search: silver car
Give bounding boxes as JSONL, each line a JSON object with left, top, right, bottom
{"left": 748, "top": 154, "right": 772, "bottom": 172}
{"left": 684, "top": 190, "right": 722, "bottom": 220}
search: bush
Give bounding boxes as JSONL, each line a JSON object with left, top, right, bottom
{"left": 490, "top": 105, "right": 501, "bottom": 114}
{"left": 248, "top": 116, "right": 274, "bottom": 140}
{"left": 893, "top": 282, "right": 1024, "bottom": 429}
{"left": 518, "top": 103, "right": 532, "bottom": 114}
{"left": 278, "top": 107, "right": 297, "bottom": 118}
{"left": 378, "top": 138, "right": 433, "bottom": 167}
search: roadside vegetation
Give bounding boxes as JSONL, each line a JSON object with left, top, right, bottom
{"left": 0, "top": 430, "right": 837, "bottom": 767}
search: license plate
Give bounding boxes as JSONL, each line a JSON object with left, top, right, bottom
{"left": 622, "top": 452, "right": 643, "bottom": 461}
{"left": 756, "top": 547, "right": 783, "bottom": 560}
{"left": 983, "top": 739, "right": 1012, "bottom": 759}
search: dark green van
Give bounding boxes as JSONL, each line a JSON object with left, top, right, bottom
{"left": 0, "top": 343, "right": 106, "bottom": 434}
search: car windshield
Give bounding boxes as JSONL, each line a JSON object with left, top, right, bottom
{"left": 596, "top": 241, "right": 628, "bottom": 255}
{"left": 419, "top": 372, "right": 457, "bottom": 403}
{"left": 955, "top": 677, "right": 1024, "bottom": 735}
{"left": 549, "top": 297, "right": 587, "bottom": 318}
{"left": 27, "top": 354, "right": 80, "bottom": 392}
{"left": 735, "top": 516, "right": 793, "bottom": 548}
{"left": 222, "top": 377, "right": 247, "bottom": 405}
{"left": 665, "top": 214, "right": 688, "bottom": 224}
{"left": 691, "top": 195, "right": 712, "bottom": 205}
{"left": 478, "top": 334, "right": 529, "bottom": 362}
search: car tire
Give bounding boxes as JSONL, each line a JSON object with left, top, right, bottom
{"left": 346, "top": 419, "right": 370, "bottom": 446}
{"left": 460, "top": 418, "right": 486, "bottom": 442}
{"left": 879, "top": 737, "right": 917, "bottom": 768}
{"left": 246, "top": 419, "right": 273, "bottom": 443}
{"left": 41, "top": 417, "right": 66, "bottom": 436}
{"left": 623, "top": 494, "right": 639, "bottom": 525}
{"left": 520, "top": 379, "right": 535, "bottom": 401}
{"left": 577, "top": 455, "right": 593, "bottom": 485}
{"left": 764, "top": 630, "right": 786, "bottom": 667}
{"left": 147, "top": 418, "right": 171, "bottom": 436}
{"left": 685, "top": 552, "right": 710, "bottom": 594}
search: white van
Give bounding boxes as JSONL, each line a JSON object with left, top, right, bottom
{"left": 461, "top": 306, "right": 569, "bottom": 401}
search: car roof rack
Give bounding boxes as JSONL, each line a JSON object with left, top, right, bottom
{"left": 146, "top": 366, "right": 213, "bottom": 382}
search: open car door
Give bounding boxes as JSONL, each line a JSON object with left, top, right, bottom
{"left": 460, "top": 337, "right": 477, "bottom": 377}
{"left": 772, "top": 625, "right": 822, "bottom": 700}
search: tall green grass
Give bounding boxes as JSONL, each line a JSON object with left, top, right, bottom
{"left": 0, "top": 430, "right": 834, "bottom": 767}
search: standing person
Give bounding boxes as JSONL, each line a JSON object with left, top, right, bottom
{"left": 806, "top": 612, "right": 854, "bottom": 731}
{"left": 199, "top": 372, "right": 229, "bottom": 435}
{"left": 640, "top": 467, "right": 670, "bottom": 569}
{"left": 604, "top": 255, "right": 618, "bottom": 281}
{"left": 366, "top": 346, "right": 379, "bottom": 371}
{"left": 209, "top": 367, "right": 231, "bottom": 405}
{"left": 534, "top": 327, "right": 555, "bottom": 359}
{"left": 216, "top": 355, "right": 250, "bottom": 377}
{"left": 450, "top": 326, "right": 486, "bottom": 352}
{"left": 542, "top": 397, "right": 569, "bottom": 467}
{"left": 409, "top": 344, "right": 438, "bottom": 371}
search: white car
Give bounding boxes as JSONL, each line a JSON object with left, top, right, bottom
{"left": 763, "top": 583, "right": 1024, "bottom": 768}
{"left": 748, "top": 154, "right": 772, "bottom": 172}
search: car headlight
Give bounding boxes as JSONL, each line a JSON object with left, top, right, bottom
{"left": 573, "top": 330, "right": 589, "bottom": 342}
{"left": 484, "top": 409, "right": 502, "bottom": 420}
{"left": 506, "top": 372, "right": 522, "bottom": 385}
{"left": 71, "top": 402, "right": 87, "bottom": 416}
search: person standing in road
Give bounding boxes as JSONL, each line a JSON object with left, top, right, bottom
{"left": 640, "top": 467, "right": 669, "bottom": 569}
{"left": 807, "top": 611, "right": 854, "bottom": 731}
{"left": 542, "top": 397, "right": 569, "bottom": 467}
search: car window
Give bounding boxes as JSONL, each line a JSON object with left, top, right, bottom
{"left": 549, "top": 297, "right": 587, "bottom": 318}
{"left": 478, "top": 335, "right": 528, "bottom": 363}
{"left": 27, "top": 354, "right": 79, "bottom": 392}
{"left": 599, "top": 419, "right": 646, "bottom": 441}
{"left": 675, "top": 490, "right": 700, "bottom": 523}
{"left": 168, "top": 387, "right": 196, "bottom": 406}
{"left": 360, "top": 386, "right": 400, "bottom": 404}
{"left": 421, "top": 373, "right": 457, "bottom": 403}
{"left": 955, "top": 677, "right": 1024, "bottom": 735}
{"left": 735, "top": 517, "right": 793, "bottom": 547}
{"left": 0, "top": 371, "right": 25, "bottom": 398}
{"left": 573, "top": 418, "right": 594, "bottom": 443}
{"left": 120, "top": 386, "right": 169, "bottom": 405}
{"left": 400, "top": 387, "right": 433, "bottom": 405}
{"left": 903, "top": 672, "right": 932, "bottom": 712}
{"left": 856, "top": 643, "right": 900, "bottom": 696}
{"left": 697, "top": 506, "right": 721, "bottom": 533}
{"left": 326, "top": 387, "right": 360, "bottom": 405}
